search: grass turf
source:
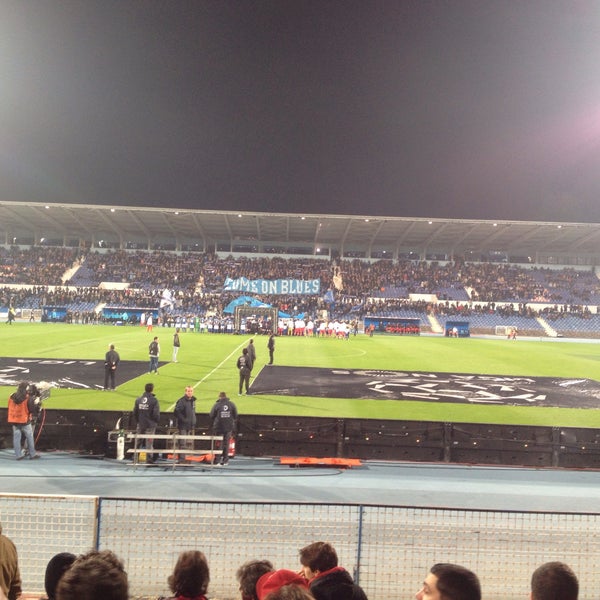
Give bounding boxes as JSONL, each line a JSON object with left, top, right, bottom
{"left": 1, "top": 322, "right": 599, "bottom": 427}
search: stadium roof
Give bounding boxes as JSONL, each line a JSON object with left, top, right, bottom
{"left": 0, "top": 200, "right": 598, "bottom": 262}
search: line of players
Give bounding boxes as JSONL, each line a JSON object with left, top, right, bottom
{"left": 277, "top": 318, "right": 359, "bottom": 338}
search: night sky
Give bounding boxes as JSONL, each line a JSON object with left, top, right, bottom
{"left": 2, "top": 1, "right": 600, "bottom": 223}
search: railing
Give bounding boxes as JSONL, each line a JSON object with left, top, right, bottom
{"left": 1, "top": 494, "right": 599, "bottom": 600}
{"left": 117, "top": 432, "right": 223, "bottom": 469}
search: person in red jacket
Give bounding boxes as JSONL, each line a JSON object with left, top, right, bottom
{"left": 7, "top": 381, "right": 40, "bottom": 460}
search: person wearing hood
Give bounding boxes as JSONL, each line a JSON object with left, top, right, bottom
{"left": 7, "top": 381, "right": 41, "bottom": 460}
{"left": 299, "top": 542, "right": 367, "bottom": 600}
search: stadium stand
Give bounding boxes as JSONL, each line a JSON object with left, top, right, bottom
{"left": 1, "top": 243, "right": 599, "bottom": 337}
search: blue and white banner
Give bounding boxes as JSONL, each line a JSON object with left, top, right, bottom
{"left": 223, "top": 277, "right": 320, "bottom": 295}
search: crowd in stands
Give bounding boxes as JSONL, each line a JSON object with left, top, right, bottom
{"left": 0, "top": 523, "right": 582, "bottom": 600}
{"left": 1, "top": 248, "right": 599, "bottom": 333}
{"left": 0, "top": 247, "right": 80, "bottom": 286}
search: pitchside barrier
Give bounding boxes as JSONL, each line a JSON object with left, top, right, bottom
{"left": 1, "top": 494, "right": 599, "bottom": 600}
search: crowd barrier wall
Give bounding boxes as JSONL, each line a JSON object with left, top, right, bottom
{"left": 4, "top": 409, "right": 600, "bottom": 468}
{"left": 1, "top": 494, "right": 599, "bottom": 600}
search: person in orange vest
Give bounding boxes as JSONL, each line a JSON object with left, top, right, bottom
{"left": 7, "top": 381, "right": 41, "bottom": 460}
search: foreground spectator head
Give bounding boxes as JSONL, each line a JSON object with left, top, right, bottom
{"left": 44, "top": 552, "right": 77, "bottom": 600}
{"left": 416, "top": 563, "right": 481, "bottom": 600}
{"left": 236, "top": 559, "right": 274, "bottom": 600}
{"left": 264, "top": 584, "right": 315, "bottom": 600}
{"left": 256, "top": 570, "right": 309, "bottom": 600}
{"left": 56, "top": 550, "right": 128, "bottom": 600}
{"left": 167, "top": 550, "right": 210, "bottom": 598}
{"left": 531, "top": 562, "right": 578, "bottom": 600}
{"left": 298, "top": 542, "right": 337, "bottom": 578}
{"left": 0, "top": 521, "right": 22, "bottom": 600}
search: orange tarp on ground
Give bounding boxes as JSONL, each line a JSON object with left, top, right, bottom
{"left": 280, "top": 456, "right": 361, "bottom": 468}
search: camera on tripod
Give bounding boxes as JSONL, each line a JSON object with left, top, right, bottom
{"left": 27, "top": 381, "right": 53, "bottom": 409}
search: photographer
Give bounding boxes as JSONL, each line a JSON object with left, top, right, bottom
{"left": 7, "top": 381, "right": 42, "bottom": 460}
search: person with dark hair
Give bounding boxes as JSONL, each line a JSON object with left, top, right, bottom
{"left": 44, "top": 553, "right": 77, "bottom": 600}
{"left": 133, "top": 382, "right": 161, "bottom": 463}
{"left": 149, "top": 336, "right": 160, "bottom": 374}
{"left": 246, "top": 338, "right": 256, "bottom": 368}
{"left": 264, "top": 585, "right": 316, "bottom": 600}
{"left": 56, "top": 550, "right": 128, "bottom": 600}
{"left": 236, "top": 559, "right": 274, "bottom": 600}
{"left": 172, "top": 328, "right": 181, "bottom": 363}
{"left": 256, "top": 570, "right": 309, "bottom": 600}
{"left": 299, "top": 542, "right": 367, "bottom": 600}
{"left": 415, "top": 563, "right": 480, "bottom": 600}
{"left": 209, "top": 391, "right": 237, "bottom": 466}
{"left": 103, "top": 344, "right": 120, "bottom": 391}
{"left": 236, "top": 347, "right": 253, "bottom": 395}
{"left": 530, "top": 562, "right": 578, "bottom": 600}
{"left": 0, "top": 522, "right": 21, "bottom": 600}
{"left": 163, "top": 550, "right": 210, "bottom": 600}
{"left": 267, "top": 334, "right": 275, "bottom": 365}
{"left": 7, "top": 381, "right": 41, "bottom": 460}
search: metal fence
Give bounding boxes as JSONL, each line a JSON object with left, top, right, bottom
{"left": 1, "top": 494, "right": 599, "bottom": 600}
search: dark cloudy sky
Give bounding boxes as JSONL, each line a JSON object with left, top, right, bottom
{"left": 2, "top": 1, "right": 600, "bottom": 223}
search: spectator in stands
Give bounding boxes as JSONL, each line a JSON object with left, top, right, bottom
{"left": 236, "top": 559, "right": 274, "bottom": 600}
{"left": 0, "top": 522, "right": 21, "bottom": 600}
{"left": 163, "top": 550, "right": 210, "bottom": 600}
{"left": 530, "top": 562, "right": 578, "bottom": 600}
{"left": 237, "top": 348, "right": 253, "bottom": 395}
{"left": 44, "top": 553, "right": 77, "bottom": 600}
{"left": 103, "top": 344, "right": 120, "bottom": 391}
{"left": 299, "top": 542, "right": 367, "bottom": 600}
{"left": 56, "top": 550, "right": 128, "bottom": 600}
{"left": 133, "top": 383, "right": 161, "bottom": 464}
{"left": 256, "top": 570, "right": 309, "bottom": 600}
{"left": 149, "top": 336, "right": 160, "bottom": 374}
{"left": 415, "top": 563, "right": 480, "bottom": 600}
{"left": 209, "top": 391, "right": 237, "bottom": 466}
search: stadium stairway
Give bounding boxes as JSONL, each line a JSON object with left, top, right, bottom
{"left": 427, "top": 313, "right": 444, "bottom": 334}
{"left": 536, "top": 315, "right": 557, "bottom": 337}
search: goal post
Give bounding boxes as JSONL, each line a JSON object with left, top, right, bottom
{"left": 234, "top": 305, "right": 278, "bottom": 335}
{"left": 495, "top": 325, "right": 517, "bottom": 336}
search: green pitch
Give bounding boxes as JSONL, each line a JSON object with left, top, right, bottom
{"left": 1, "top": 322, "right": 600, "bottom": 427}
